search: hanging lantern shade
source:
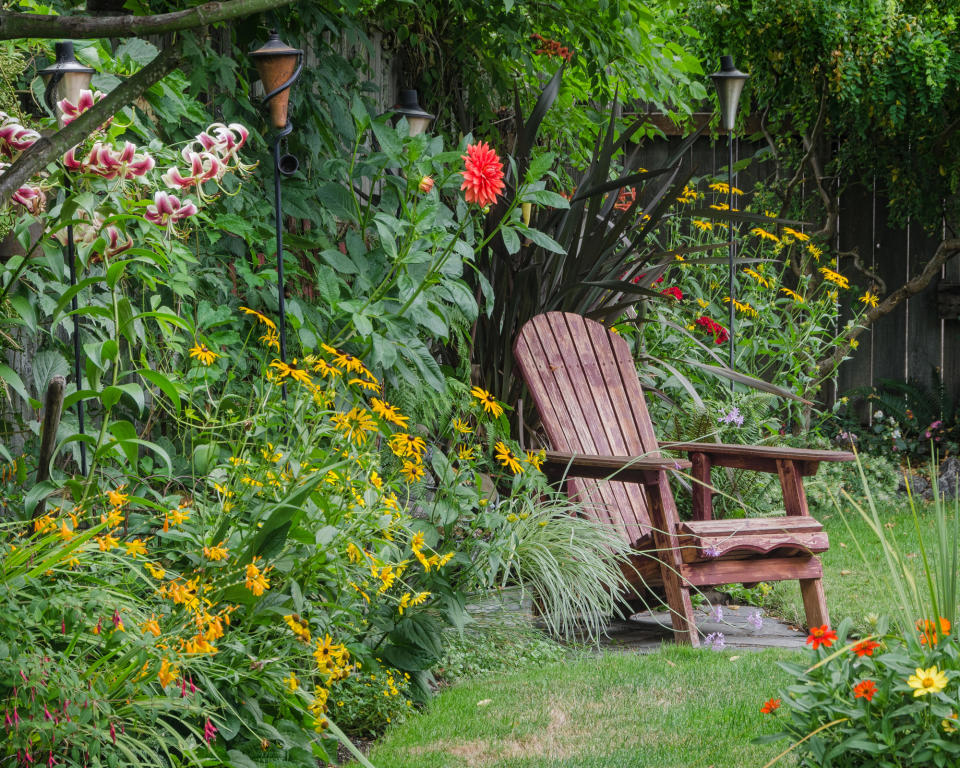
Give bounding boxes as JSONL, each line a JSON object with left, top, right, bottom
{"left": 38, "top": 42, "right": 95, "bottom": 126}
{"left": 392, "top": 89, "right": 435, "bottom": 136}
{"left": 709, "top": 55, "right": 750, "bottom": 133}
{"left": 249, "top": 31, "right": 303, "bottom": 131}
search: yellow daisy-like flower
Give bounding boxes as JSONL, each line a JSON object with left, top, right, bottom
{"left": 723, "top": 297, "right": 759, "bottom": 317}
{"left": 859, "top": 291, "right": 879, "bottom": 308}
{"left": 321, "top": 344, "right": 366, "bottom": 375}
{"left": 346, "top": 542, "right": 363, "bottom": 563}
{"left": 908, "top": 666, "right": 948, "bottom": 697}
{"left": 708, "top": 181, "right": 743, "bottom": 195}
{"left": 780, "top": 287, "right": 805, "bottom": 303}
{"left": 370, "top": 398, "right": 409, "bottom": 428}
{"left": 695, "top": 298, "right": 709, "bottom": 309}
{"left": 709, "top": 202, "right": 730, "bottom": 211}
{"left": 410, "top": 591, "right": 430, "bottom": 606}
{"left": 692, "top": 219, "right": 713, "bottom": 231}
{"left": 369, "top": 471, "right": 383, "bottom": 489}
{"left": 525, "top": 450, "right": 546, "bottom": 471}
{"left": 331, "top": 407, "right": 377, "bottom": 445}
{"left": 401, "top": 460, "right": 424, "bottom": 483}
{"left": 259, "top": 328, "right": 280, "bottom": 351}
{"left": 145, "top": 561, "right": 165, "bottom": 579}
{"left": 750, "top": 227, "right": 780, "bottom": 243}
{"left": 398, "top": 592, "right": 411, "bottom": 615}
{"left": 203, "top": 541, "right": 229, "bottom": 561}
{"left": 284, "top": 673, "right": 299, "bottom": 692}
{"left": 806, "top": 242, "right": 823, "bottom": 261}
{"left": 782, "top": 227, "right": 810, "bottom": 242}
{"left": 349, "top": 377, "right": 380, "bottom": 392}
{"left": 389, "top": 433, "right": 426, "bottom": 459}
{"left": 494, "top": 441, "right": 524, "bottom": 474}
{"left": 452, "top": 418, "right": 473, "bottom": 434}
{"left": 269, "top": 359, "right": 313, "bottom": 385}
{"left": 238, "top": 306, "right": 277, "bottom": 330}
{"left": 743, "top": 267, "right": 772, "bottom": 288}
{"left": 470, "top": 386, "right": 504, "bottom": 418}
{"left": 125, "top": 539, "right": 147, "bottom": 558}
{"left": 819, "top": 266, "right": 849, "bottom": 289}
{"left": 189, "top": 343, "right": 219, "bottom": 366}
{"left": 312, "top": 358, "right": 343, "bottom": 379}
{"left": 457, "top": 445, "right": 476, "bottom": 461}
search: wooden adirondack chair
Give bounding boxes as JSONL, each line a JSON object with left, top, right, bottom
{"left": 514, "top": 311, "right": 855, "bottom": 647}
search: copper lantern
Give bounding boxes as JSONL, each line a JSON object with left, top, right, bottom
{"left": 249, "top": 31, "right": 303, "bottom": 131}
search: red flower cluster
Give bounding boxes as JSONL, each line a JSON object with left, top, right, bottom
{"left": 806, "top": 624, "right": 838, "bottom": 650}
{"left": 760, "top": 697, "right": 781, "bottom": 714}
{"left": 461, "top": 141, "right": 505, "bottom": 207}
{"left": 851, "top": 639, "right": 881, "bottom": 657}
{"left": 660, "top": 286, "right": 683, "bottom": 301}
{"left": 531, "top": 33, "right": 573, "bottom": 62}
{"left": 853, "top": 679, "right": 877, "bottom": 701}
{"left": 695, "top": 316, "right": 729, "bottom": 344}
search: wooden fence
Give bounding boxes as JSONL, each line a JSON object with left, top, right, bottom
{"left": 633, "top": 129, "right": 960, "bottom": 411}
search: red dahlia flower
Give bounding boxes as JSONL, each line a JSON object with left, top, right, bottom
{"left": 460, "top": 141, "right": 505, "bottom": 207}
{"left": 806, "top": 624, "right": 838, "bottom": 650}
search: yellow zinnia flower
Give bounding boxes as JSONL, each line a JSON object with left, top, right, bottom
{"left": 908, "top": 666, "right": 948, "bottom": 697}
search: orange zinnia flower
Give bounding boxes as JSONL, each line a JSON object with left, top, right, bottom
{"left": 853, "top": 679, "right": 877, "bottom": 701}
{"left": 917, "top": 617, "right": 951, "bottom": 646}
{"left": 851, "top": 639, "right": 881, "bottom": 657}
{"left": 460, "top": 141, "right": 504, "bottom": 207}
{"left": 760, "top": 698, "right": 781, "bottom": 714}
{"left": 806, "top": 624, "right": 838, "bottom": 650}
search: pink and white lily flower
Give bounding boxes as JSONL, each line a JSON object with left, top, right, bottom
{"left": 57, "top": 90, "right": 107, "bottom": 126}
{"left": 11, "top": 184, "right": 45, "bottom": 215}
{"left": 103, "top": 225, "right": 133, "bottom": 257}
{"left": 83, "top": 141, "right": 155, "bottom": 180}
{"left": 0, "top": 112, "right": 40, "bottom": 157}
{"left": 144, "top": 190, "right": 198, "bottom": 229}
{"left": 161, "top": 150, "right": 223, "bottom": 191}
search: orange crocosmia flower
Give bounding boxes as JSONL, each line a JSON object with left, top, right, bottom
{"left": 851, "top": 640, "right": 881, "bottom": 657}
{"left": 460, "top": 141, "right": 505, "bottom": 207}
{"left": 760, "top": 698, "right": 781, "bottom": 714}
{"left": 853, "top": 679, "right": 877, "bottom": 701}
{"left": 917, "top": 617, "right": 951, "bottom": 646}
{"left": 806, "top": 624, "right": 838, "bottom": 650}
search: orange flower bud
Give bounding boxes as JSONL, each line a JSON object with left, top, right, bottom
{"left": 418, "top": 176, "right": 434, "bottom": 193}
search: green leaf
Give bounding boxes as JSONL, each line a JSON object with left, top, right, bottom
{"left": 0, "top": 363, "right": 30, "bottom": 403}
{"left": 31, "top": 351, "right": 70, "bottom": 396}
{"left": 523, "top": 189, "right": 570, "bottom": 208}
{"left": 100, "top": 386, "right": 123, "bottom": 410}
{"left": 519, "top": 225, "right": 565, "bottom": 254}
{"left": 501, "top": 225, "right": 521, "bottom": 255}
{"left": 139, "top": 369, "right": 181, "bottom": 415}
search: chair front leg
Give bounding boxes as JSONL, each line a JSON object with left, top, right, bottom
{"left": 776, "top": 459, "right": 811, "bottom": 516}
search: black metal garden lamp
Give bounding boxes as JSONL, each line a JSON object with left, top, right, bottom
{"left": 390, "top": 89, "right": 435, "bottom": 137}
{"left": 250, "top": 30, "right": 303, "bottom": 403}
{"left": 710, "top": 55, "right": 749, "bottom": 389}
{"left": 39, "top": 41, "right": 95, "bottom": 475}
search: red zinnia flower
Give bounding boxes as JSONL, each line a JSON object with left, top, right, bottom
{"left": 851, "top": 639, "right": 881, "bottom": 657}
{"left": 853, "top": 679, "right": 877, "bottom": 701}
{"left": 695, "top": 315, "right": 729, "bottom": 344}
{"left": 460, "top": 141, "right": 505, "bottom": 207}
{"left": 760, "top": 697, "right": 781, "bottom": 714}
{"left": 806, "top": 624, "right": 838, "bottom": 650}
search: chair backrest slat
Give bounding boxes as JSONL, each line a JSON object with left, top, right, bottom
{"left": 515, "top": 312, "right": 661, "bottom": 544}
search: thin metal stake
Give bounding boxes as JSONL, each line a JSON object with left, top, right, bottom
{"left": 727, "top": 135, "right": 736, "bottom": 393}
{"left": 66, "top": 222, "right": 87, "bottom": 474}
{"left": 273, "top": 130, "right": 289, "bottom": 404}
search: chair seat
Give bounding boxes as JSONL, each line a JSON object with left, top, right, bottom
{"left": 677, "top": 516, "right": 828, "bottom": 564}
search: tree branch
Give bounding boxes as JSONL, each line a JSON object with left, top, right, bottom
{"left": 814, "top": 238, "right": 960, "bottom": 382}
{"left": 0, "top": 44, "right": 182, "bottom": 204}
{"left": 0, "top": 0, "right": 293, "bottom": 40}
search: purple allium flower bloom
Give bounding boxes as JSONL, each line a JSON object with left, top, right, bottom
{"left": 719, "top": 406, "right": 744, "bottom": 427}
{"left": 703, "top": 631, "right": 726, "bottom": 651}
{"left": 709, "top": 605, "right": 724, "bottom": 622}
{"left": 747, "top": 610, "right": 763, "bottom": 630}
{"left": 703, "top": 544, "right": 721, "bottom": 558}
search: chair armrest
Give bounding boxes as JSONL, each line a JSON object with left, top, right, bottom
{"left": 658, "top": 441, "right": 855, "bottom": 476}
{"left": 543, "top": 451, "right": 691, "bottom": 484}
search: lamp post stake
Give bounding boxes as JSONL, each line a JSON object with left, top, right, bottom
{"left": 710, "top": 55, "right": 749, "bottom": 392}
{"left": 250, "top": 31, "right": 303, "bottom": 405}
{"left": 39, "top": 41, "right": 94, "bottom": 475}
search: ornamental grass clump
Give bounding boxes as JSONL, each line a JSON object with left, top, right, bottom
{"left": 757, "top": 455, "right": 960, "bottom": 767}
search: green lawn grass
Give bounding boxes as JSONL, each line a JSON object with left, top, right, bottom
{"left": 364, "top": 647, "right": 800, "bottom": 768}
